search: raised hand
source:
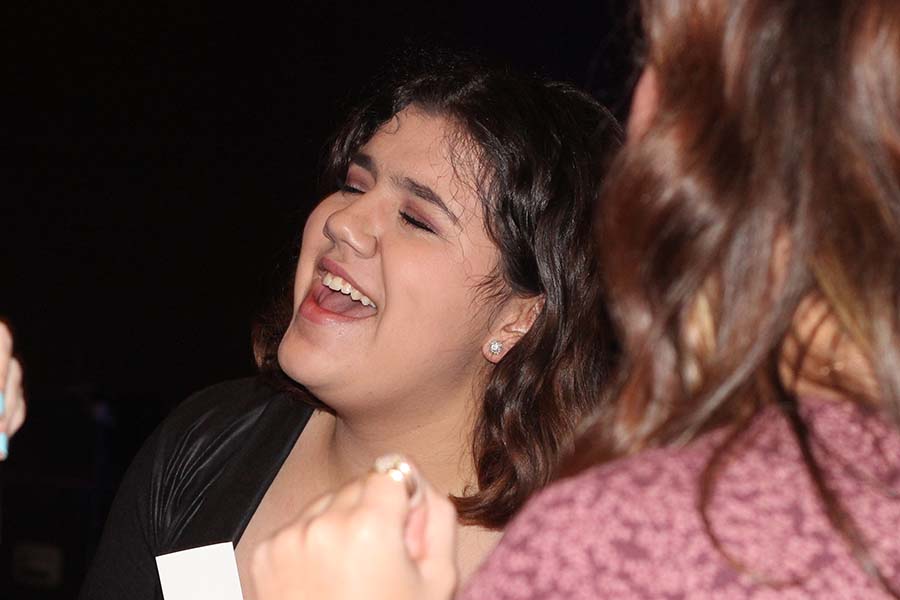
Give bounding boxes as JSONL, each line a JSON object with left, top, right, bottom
{"left": 250, "top": 456, "right": 458, "bottom": 600}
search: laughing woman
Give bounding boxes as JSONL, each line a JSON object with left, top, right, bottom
{"left": 79, "top": 56, "right": 621, "bottom": 599}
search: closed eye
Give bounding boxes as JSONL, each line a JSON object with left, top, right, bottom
{"left": 400, "top": 211, "right": 435, "bottom": 233}
{"left": 337, "top": 177, "right": 364, "bottom": 195}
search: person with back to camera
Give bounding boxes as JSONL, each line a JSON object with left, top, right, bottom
{"left": 248, "top": 1, "right": 900, "bottom": 598}
{"left": 78, "top": 53, "right": 623, "bottom": 599}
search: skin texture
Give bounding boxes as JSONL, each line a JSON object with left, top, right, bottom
{"left": 0, "top": 321, "right": 26, "bottom": 460}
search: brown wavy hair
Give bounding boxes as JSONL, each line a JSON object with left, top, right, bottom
{"left": 567, "top": 0, "right": 900, "bottom": 593}
{"left": 254, "top": 52, "right": 622, "bottom": 529}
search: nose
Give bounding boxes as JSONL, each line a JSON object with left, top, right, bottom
{"left": 323, "top": 198, "right": 378, "bottom": 258}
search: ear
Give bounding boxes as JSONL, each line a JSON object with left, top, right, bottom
{"left": 627, "top": 67, "right": 659, "bottom": 140}
{"left": 482, "top": 294, "right": 545, "bottom": 364}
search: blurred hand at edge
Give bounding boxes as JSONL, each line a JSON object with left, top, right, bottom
{"left": 0, "top": 321, "right": 26, "bottom": 459}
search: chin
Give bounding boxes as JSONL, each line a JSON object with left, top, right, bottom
{"left": 277, "top": 329, "right": 346, "bottom": 398}
{"left": 277, "top": 331, "right": 318, "bottom": 386}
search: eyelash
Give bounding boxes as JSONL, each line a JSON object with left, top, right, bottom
{"left": 400, "top": 211, "right": 435, "bottom": 233}
{"left": 338, "top": 179, "right": 363, "bottom": 194}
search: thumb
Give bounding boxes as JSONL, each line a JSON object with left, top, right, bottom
{"left": 411, "top": 481, "right": 458, "bottom": 595}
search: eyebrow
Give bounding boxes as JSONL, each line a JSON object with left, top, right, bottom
{"left": 349, "top": 153, "right": 378, "bottom": 178}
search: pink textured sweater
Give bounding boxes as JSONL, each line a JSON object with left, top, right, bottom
{"left": 462, "top": 399, "right": 900, "bottom": 598}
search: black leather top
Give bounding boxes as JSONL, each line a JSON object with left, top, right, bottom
{"left": 79, "top": 377, "right": 314, "bottom": 599}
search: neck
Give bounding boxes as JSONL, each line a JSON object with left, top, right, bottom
{"left": 313, "top": 396, "right": 478, "bottom": 498}
{"left": 781, "top": 293, "right": 878, "bottom": 404}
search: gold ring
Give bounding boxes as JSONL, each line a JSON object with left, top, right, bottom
{"left": 373, "top": 453, "right": 422, "bottom": 505}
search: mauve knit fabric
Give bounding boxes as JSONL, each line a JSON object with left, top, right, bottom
{"left": 461, "top": 399, "right": 900, "bottom": 599}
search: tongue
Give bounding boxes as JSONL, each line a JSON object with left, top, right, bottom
{"left": 319, "top": 289, "right": 377, "bottom": 318}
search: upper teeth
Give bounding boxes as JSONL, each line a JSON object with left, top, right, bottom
{"left": 322, "top": 272, "right": 376, "bottom": 309}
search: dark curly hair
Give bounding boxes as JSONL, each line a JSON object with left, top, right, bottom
{"left": 254, "top": 52, "right": 621, "bottom": 529}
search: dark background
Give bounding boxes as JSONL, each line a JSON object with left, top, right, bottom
{"left": 2, "top": 1, "right": 635, "bottom": 597}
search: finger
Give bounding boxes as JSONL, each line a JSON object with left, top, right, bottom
{"left": 369, "top": 456, "right": 429, "bottom": 559}
{"left": 298, "top": 477, "right": 366, "bottom": 549}
{"left": 301, "top": 489, "right": 336, "bottom": 521}
{"left": 250, "top": 525, "right": 306, "bottom": 600}
{"left": 323, "top": 475, "right": 366, "bottom": 513}
{"left": 413, "top": 478, "right": 457, "bottom": 559}
{"left": 0, "top": 322, "right": 12, "bottom": 412}
{"left": 2, "top": 357, "right": 23, "bottom": 425}
{"left": 414, "top": 482, "right": 458, "bottom": 590}
{"left": 365, "top": 467, "right": 458, "bottom": 594}
{"left": 7, "top": 394, "right": 26, "bottom": 435}
{"left": 403, "top": 488, "right": 429, "bottom": 561}
{"left": 0, "top": 357, "right": 24, "bottom": 460}
{"left": 361, "top": 465, "right": 431, "bottom": 559}
{"left": 372, "top": 453, "right": 423, "bottom": 507}
{"left": 360, "top": 467, "right": 417, "bottom": 521}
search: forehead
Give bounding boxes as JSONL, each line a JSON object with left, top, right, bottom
{"left": 360, "top": 107, "right": 484, "bottom": 223}
{"left": 365, "top": 107, "right": 455, "bottom": 158}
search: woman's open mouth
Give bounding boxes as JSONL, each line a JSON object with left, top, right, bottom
{"left": 314, "top": 271, "right": 378, "bottom": 317}
{"left": 300, "top": 269, "right": 378, "bottom": 322}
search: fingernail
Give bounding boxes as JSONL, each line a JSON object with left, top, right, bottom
{"left": 0, "top": 433, "right": 7, "bottom": 458}
{"left": 0, "top": 391, "right": 5, "bottom": 416}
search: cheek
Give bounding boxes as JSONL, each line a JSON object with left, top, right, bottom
{"left": 391, "top": 252, "right": 492, "bottom": 334}
{"left": 292, "top": 204, "right": 332, "bottom": 304}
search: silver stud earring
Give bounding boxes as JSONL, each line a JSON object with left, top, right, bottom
{"left": 488, "top": 340, "right": 503, "bottom": 356}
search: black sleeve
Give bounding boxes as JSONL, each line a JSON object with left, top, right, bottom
{"left": 78, "top": 377, "right": 307, "bottom": 599}
{"left": 78, "top": 378, "right": 310, "bottom": 599}
{"left": 79, "top": 424, "right": 165, "bottom": 600}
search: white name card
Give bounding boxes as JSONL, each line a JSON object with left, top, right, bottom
{"left": 156, "top": 542, "right": 244, "bottom": 600}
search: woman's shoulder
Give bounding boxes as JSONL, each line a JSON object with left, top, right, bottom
{"left": 162, "top": 376, "right": 312, "bottom": 435}
{"left": 463, "top": 403, "right": 900, "bottom": 599}
{"left": 78, "top": 377, "right": 317, "bottom": 590}
{"left": 148, "top": 376, "right": 315, "bottom": 476}
{"left": 138, "top": 377, "right": 315, "bottom": 542}
{"left": 462, "top": 442, "right": 708, "bottom": 599}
